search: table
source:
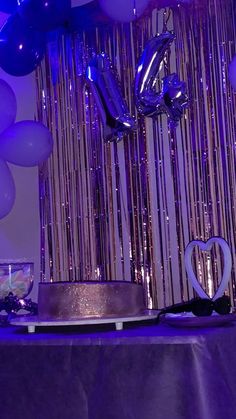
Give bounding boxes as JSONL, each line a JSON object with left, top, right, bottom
{"left": 0, "top": 319, "right": 236, "bottom": 419}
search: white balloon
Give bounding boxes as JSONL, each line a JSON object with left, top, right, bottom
{"left": 0, "top": 158, "right": 15, "bottom": 219}
{"left": 98, "top": 0, "right": 151, "bottom": 22}
{"left": 71, "top": 0, "right": 94, "bottom": 7}
{"left": 229, "top": 55, "right": 236, "bottom": 90}
{"left": 0, "top": 79, "right": 17, "bottom": 135}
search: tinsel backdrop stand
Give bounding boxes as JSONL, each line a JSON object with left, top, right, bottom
{"left": 37, "top": 0, "right": 236, "bottom": 310}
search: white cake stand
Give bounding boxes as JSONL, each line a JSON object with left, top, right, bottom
{"left": 10, "top": 310, "right": 159, "bottom": 333}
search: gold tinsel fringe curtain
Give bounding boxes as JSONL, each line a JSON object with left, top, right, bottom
{"left": 37, "top": 0, "right": 236, "bottom": 309}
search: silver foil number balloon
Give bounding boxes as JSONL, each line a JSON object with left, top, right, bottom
{"left": 86, "top": 53, "right": 136, "bottom": 142}
{"left": 135, "top": 32, "right": 188, "bottom": 127}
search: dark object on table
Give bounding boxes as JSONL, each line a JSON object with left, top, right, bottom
{"left": 157, "top": 295, "right": 231, "bottom": 322}
{"left": 0, "top": 292, "right": 37, "bottom": 325}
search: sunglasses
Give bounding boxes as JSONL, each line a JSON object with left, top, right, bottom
{"left": 158, "top": 295, "right": 231, "bottom": 318}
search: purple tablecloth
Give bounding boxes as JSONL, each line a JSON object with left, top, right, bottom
{"left": 0, "top": 320, "right": 236, "bottom": 419}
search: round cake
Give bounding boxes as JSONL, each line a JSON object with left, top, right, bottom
{"left": 38, "top": 281, "right": 145, "bottom": 320}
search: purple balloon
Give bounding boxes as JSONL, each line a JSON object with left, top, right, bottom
{"left": 0, "top": 79, "right": 17, "bottom": 135}
{"left": 0, "top": 158, "right": 15, "bottom": 219}
{"left": 86, "top": 53, "right": 136, "bottom": 141}
{"left": 134, "top": 32, "right": 188, "bottom": 127}
{"left": 98, "top": 0, "right": 151, "bottom": 22}
{"left": 0, "top": 121, "right": 53, "bottom": 167}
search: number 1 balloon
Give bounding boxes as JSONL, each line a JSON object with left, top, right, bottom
{"left": 86, "top": 53, "right": 136, "bottom": 141}
{"left": 134, "top": 32, "right": 188, "bottom": 127}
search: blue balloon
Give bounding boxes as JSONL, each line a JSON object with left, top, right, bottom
{"left": 0, "top": 14, "right": 46, "bottom": 77}
{"left": 0, "top": 0, "right": 17, "bottom": 14}
{"left": 17, "top": 0, "right": 71, "bottom": 32}
{"left": 0, "top": 158, "right": 15, "bottom": 220}
{"left": 0, "top": 120, "right": 53, "bottom": 167}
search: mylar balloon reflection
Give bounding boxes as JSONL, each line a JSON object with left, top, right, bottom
{"left": 135, "top": 32, "right": 188, "bottom": 127}
{"left": 86, "top": 53, "right": 136, "bottom": 141}
{"left": 157, "top": 73, "right": 188, "bottom": 127}
{"left": 0, "top": 14, "right": 46, "bottom": 76}
{"left": 0, "top": 121, "right": 54, "bottom": 167}
{"left": 0, "top": 158, "right": 15, "bottom": 219}
{"left": 0, "top": 79, "right": 17, "bottom": 135}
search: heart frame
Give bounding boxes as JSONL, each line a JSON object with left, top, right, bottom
{"left": 184, "top": 237, "right": 232, "bottom": 301}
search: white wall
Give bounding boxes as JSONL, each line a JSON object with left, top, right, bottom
{"left": 0, "top": 12, "right": 40, "bottom": 302}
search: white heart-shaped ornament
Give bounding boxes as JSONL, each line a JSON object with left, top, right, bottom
{"left": 184, "top": 237, "right": 232, "bottom": 301}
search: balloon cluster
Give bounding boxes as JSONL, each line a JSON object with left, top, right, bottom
{"left": 86, "top": 32, "right": 188, "bottom": 141}
{"left": 0, "top": 79, "right": 53, "bottom": 219}
{"left": 0, "top": 0, "right": 71, "bottom": 76}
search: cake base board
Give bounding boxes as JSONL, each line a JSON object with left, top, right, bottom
{"left": 10, "top": 310, "right": 159, "bottom": 333}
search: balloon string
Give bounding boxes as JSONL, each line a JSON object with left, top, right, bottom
{"left": 162, "top": 8, "right": 171, "bottom": 33}
{"left": 162, "top": 9, "right": 172, "bottom": 74}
